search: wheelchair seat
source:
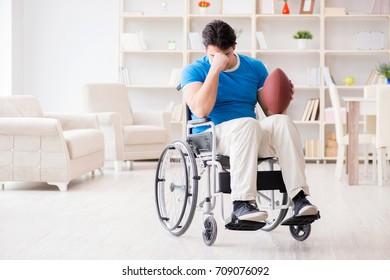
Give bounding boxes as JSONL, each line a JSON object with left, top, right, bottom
{"left": 187, "top": 128, "right": 287, "bottom": 194}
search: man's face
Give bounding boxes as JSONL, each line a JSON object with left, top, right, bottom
{"left": 206, "top": 45, "right": 236, "bottom": 71}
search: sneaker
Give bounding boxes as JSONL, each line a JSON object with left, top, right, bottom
{"left": 293, "top": 195, "right": 319, "bottom": 217}
{"left": 232, "top": 202, "right": 268, "bottom": 222}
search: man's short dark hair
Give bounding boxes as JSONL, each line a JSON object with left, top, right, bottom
{"left": 202, "top": 20, "right": 236, "bottom": 50}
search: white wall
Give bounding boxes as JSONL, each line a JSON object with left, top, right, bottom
{"left": 20, "top": 0, "right": 119, "bottom": 112}
{"left": 0, "top": 0, "right": 12, "bottom": 96}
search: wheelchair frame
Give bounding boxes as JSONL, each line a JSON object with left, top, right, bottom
{"left": 155, "top": 115, "right": 314, "bottom": 246}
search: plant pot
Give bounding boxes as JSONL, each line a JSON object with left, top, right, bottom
{"left": 199, "top": 7, "right": 208, "bottom": 15}
{"left": 296, "top": 39, "right": 309, "bottom": 50}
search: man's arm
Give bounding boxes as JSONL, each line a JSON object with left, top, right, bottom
{"left": 183, "top": 52, "right": 229, "bottom": 118}
{"left": 257, "top": 88, "right": 269, "bottom": 117}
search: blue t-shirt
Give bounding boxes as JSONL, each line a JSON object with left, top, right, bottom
{"left": 181, "top": 54, "right": 268, "bottom": 133}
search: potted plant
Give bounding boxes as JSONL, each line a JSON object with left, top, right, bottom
{"left": 376, "top": 62, "right": 390, "bottom": 84}
{"left": 198, "top": 1, "right": 210, "bottom": 15}
{"left": 293, "top": 30, "right": 313, "bottom": 50}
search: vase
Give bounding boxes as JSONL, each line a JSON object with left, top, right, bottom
{"left": 199, "top": 7, "right": 208, "bottom": 15}
{"left": 282, "top": 2, "right": 290, "bottom": 14}
{"left": 296, "top": 39, "right": 309, "bottom": 50}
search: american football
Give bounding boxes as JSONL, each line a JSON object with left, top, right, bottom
{"left": 261, "top": 68, "right": 293, "bottom": 115}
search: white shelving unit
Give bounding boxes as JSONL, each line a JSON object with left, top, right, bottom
{"left": 119, "top": 0, "right": 390, "bottom": 160}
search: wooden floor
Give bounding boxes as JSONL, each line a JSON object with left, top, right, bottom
{"left": 1, "top": 162, "right": 390, "bottom": 260}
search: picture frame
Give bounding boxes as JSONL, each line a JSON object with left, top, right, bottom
{"left": 300, "top": 0, "right": 315, "bottom": 14}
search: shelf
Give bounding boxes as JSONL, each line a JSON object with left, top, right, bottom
{"left": 325, "top": 50, "right": 389, "bottom": 55}
{"left": 119, "top": 0, "right": 390, "bottom": 160}
{"left": 324, "top": 14, "right": 390, "bottom": 19}
{"left": 188, "top": 14, "right": 252, "bottom": 19}
{"left": 126, "top": 85, "right": 178, "bottom": 89}
{"left": 120, "top": 50, "right": 184, "bottom": 54}
{"left": 256, "top": 14, "right": 321, "bottom": 19}
{"left": 121, "top": 14, "right": 185, "bottom": 20}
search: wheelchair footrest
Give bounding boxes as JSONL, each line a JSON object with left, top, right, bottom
{"left": 280, "top": 212, "right": 320, "bottom": 226}
{"left": 225, "top": 217, "right": 266, "bottom": 231}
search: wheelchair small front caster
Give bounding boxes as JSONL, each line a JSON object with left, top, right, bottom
{"left": 289, "top": 224, "right": 311, "bottom": 241}
{"left": 202, "top": 216, "right": 217, "bottom": 246}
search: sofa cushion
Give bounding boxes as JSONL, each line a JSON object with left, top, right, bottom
{"left": 0, "top": 95, "right": 43, "bottom": 118}
{"left": 122, "top": 125, "right": 167, "bottom": 145}
{"left": 63, "top": 129, "right": 104, "bottom": 159}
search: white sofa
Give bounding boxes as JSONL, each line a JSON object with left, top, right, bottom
{"left": 0, "top": 95, "right": 104, "bottom": 191}
{"left": 82, "top": 83, "right": 171, "bottom": 171}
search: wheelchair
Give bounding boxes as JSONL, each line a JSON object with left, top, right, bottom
{"left": 154, "top": 107, "right": 319, "bottom": 246}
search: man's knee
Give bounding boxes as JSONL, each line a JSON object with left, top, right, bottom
{"left": 241, "top": 117, "right": 261, "bottom": 136}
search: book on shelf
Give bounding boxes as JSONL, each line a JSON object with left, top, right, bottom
{"left": 120, "top": 31, "right": 149, "bottom": 50}
{"left": 168, "top": 68, "right": 182, "bottom": 87}
{"left": 260, "top": 0, "right": 274, "bottom": 14}
{"left": 366, "top": 68, "right": 378, "bottom": 85}
{"left": 365, "top": 68, "right": 387, "bottom": 85}
{"left": 306, "top": 67, "right": 320, "bottom": 86}
{"left": 310, "top": 98, "right": 320, "bottom": 121}
{"left": 256, "top": 32, "right": 268, "bottom": 50}
{"left": 304, "top": 139, "right": 320, "bottom": 158}
{"left": 119, "top": 66, "right": 130, "bottom": 86}
{"left": 325, "top": 132, "right": 338, "bottom": 157}
{"left": 301, "top": 98, "right": 313, "bottom": 121}
{"left": 301, "top": 98, "right": 320, "bottom": 121}
{"left": 324, "top": 7, "right": 346, "bottom": 15}
{"left": 188, "top": 32, "right": 204, "bottom": 50}
{"left": 323, "top": 67, "right": 336, "bottom": 86}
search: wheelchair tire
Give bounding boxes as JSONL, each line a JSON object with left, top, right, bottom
{"left": 202, "top": 216, "right": 217, "bottom": 246}
{"left": 289, "top": 224, "right": 311, "bottom": 241}
{"left": 155, "top": 140, "right": 198, "bottom": 237}
{"left": 256, "top": 190, "right": 288, "bottom": 232}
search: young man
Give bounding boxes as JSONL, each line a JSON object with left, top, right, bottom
{"left": 181, "top": 20, "right": 319, "bottom": 224}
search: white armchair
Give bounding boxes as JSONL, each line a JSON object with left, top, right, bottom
{"left": 0, "top": 95, "right": 104, "bottom": 191}
{"left": 82, "top": 83, "right": 171, "bottom": 171}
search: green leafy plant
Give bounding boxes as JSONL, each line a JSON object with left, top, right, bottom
{"left": 376, "top": 62, "right": 390, "bottom": 79}
{"left": 293, "top": 30, "right": 313, "bottom": 40}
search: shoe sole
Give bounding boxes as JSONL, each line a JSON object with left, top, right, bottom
{"left": 295, "top": 205, "right": 318, "bottom": 217}
{"left": 237, "top": 212, "right": 268, "bottom": 222}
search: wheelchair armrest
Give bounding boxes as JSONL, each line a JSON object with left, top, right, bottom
{"left": 188, "top": 118, "right": 211, "bottom": 125}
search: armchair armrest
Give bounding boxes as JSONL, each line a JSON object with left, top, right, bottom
{"left": 44, "top": 113, "right": 99, "bottom": 130}
{"left": 94, "top": 112, "right": 124, "bottom": 161}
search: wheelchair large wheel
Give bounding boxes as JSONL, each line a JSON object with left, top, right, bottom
{"left": 155, "top": 140, "right": 198, "bottom": 237}
{"left": 256, "top": 190, "right": 288, "bottom": 232}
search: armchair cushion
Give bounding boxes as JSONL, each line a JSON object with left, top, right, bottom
{"left": 63, "top": 129, "right": 104, "bottom": 159}
{"left": 122, "top": 125, "right": 167, "bottom": 145}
